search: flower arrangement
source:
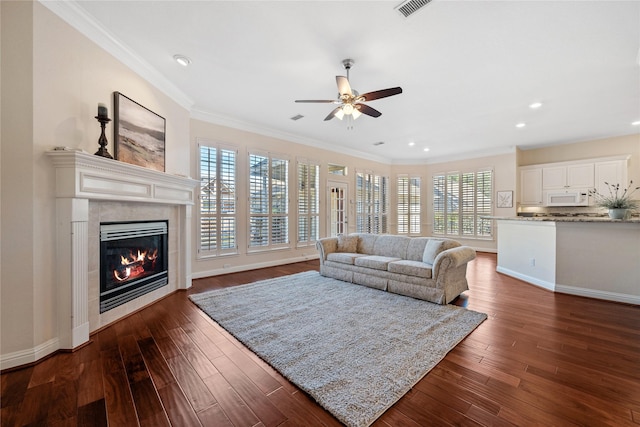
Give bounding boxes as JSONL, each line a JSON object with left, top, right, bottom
{"left": 589, "top": 181, "right": 640, "bottom": 210}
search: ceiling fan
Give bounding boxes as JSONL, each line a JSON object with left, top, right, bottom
{"left": 295, "top": 59, "right": 402, "bottom": 121}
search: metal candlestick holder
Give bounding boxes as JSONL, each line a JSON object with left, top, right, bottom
{"left": 95, "top": 115, "right": 113, "bottom": 159}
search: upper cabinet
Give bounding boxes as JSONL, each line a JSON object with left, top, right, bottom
{"left": 519, "top": 155, "right": 629, "bottom": 206}
{"left": 520, "top": 167, "right": 543, "bottom": 205}
{"left": 542, "top": 163, "right": 594, "bottom": 190}
{"left": 594, "top": 160, "right": 627, "bottom": 197}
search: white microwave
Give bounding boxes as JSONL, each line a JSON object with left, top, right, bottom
{"left": 545, "top": 189, "right": 590, "bottom": 206}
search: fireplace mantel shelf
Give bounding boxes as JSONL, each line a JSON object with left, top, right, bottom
{"left": 47, "top": 150, "right": 198, "bottom": 205}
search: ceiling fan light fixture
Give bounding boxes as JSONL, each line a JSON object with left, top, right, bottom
{"left": 342, "top": 103, "right": 354, "bottom": 115}
{"left": 352, "top": 108, "right": 362, "bottom": 120}
{"left": 334, "top": 109, "right": 345, "bottom": 120}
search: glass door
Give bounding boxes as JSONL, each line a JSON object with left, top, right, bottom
{"left": 327, "top": 181, "right": 348, "bottom": 236}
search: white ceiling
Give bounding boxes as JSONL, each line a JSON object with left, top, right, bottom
{"left": 53, "top": 1, "right": 640, "bottom": 164}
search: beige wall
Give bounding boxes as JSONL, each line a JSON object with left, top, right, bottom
{"left": 1, "top": 0, "right": 36, "bottom": 357}
{"left": 1, "top": 2, "right": 191, "bottom": 361}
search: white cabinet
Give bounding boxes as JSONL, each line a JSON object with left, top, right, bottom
{"left": 543, "top": 163, "right": 594, "bottom": 189}
{"left": 594, "top": 160, "right": 627, "bottom": 197}
{"left": 567, "top": 163, "right": 595, "bottom": 188}
{"left": 519, "top": 156, "right": 629, "bottom": 207}
{"left": 520, "top": 168, "right": 543, "bottom": 205}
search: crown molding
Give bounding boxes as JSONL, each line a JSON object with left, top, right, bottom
{"left": 190, "top": 108, "right": 390, "bottom": 165}
{"left": 39, "top": 0, "right": 194, "bottom": 110}
{"left": 390, "top": 145, "right": 517, "bottom": 166}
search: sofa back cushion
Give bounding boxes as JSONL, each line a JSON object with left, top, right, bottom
{"left": 337, "top": 234, "right": 358, "bottom": 253}
{"left": 406, "top": 237, "right": 431, "bottom": 261}
{"left": 352, "top": 233, "right": 378, "bottom": 254}
{"left": 372, "top": 235, "right": 410, "bottom": 258}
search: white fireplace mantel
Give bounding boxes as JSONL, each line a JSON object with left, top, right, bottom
{"left": 47, "top": 150, "right": 198, "bottom": 350}
{"left": 47, "top": 149, "right": 197, "bottom": 204}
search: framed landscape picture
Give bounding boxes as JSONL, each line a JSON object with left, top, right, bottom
{"left": 114, "top": 92, "right": 166, "bottom": 172}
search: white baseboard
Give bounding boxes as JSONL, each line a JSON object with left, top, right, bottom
{"left": 496, "top": 266, "right": 556, "bottom": 291}
{"left": 192, "top": 254, "right": 319, "bottom": 279}
{"left": 555, "top": 285, "right": 640, "bottom": 305}
{"left": 1, "top": 338, "right": 60, "bottom": 371}
{"left": 496, "top": 266, "right": 639, "bottom": 305}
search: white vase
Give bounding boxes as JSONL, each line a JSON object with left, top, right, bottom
{"left": 608, "top": 209, "right": 629, "bottom": 220}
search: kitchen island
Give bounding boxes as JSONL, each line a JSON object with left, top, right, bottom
{"left": 491, "top": 216, "right": 640, "bottom": 305}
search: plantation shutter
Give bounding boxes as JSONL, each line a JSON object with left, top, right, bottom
{"left": 249, "top": 152, "right": 289, "bottom": 249}
{"left": 356, "top": 171, "right": 389, "bottom": 234}
{"left": 198, "top": 143, "right": 237, "bottom": 257}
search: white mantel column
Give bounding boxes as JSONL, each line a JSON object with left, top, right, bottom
{"left": 179, "top": 204, "right": 193, "bottom": 290}
{"left": 56, "top": 197, "right": 90, "bottom": 349}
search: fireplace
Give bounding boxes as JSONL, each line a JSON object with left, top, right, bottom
{"left": 100, "top": 220, "right": 168, "bottom": 313}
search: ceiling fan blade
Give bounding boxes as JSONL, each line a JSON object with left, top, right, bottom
{"left": 359, "top": 87, "right": 403, "bottom": 102}
{"left": 324, "top": 106, "right": 342, "bottom": 121}
{"left": 295, "top": 99, "right": 336, "bottom": 103}
{"left": 356, "top": 103, "right": 382, "bottom": 118}
{"left": 336, "top": 76, "right": 352, "bottom": 96}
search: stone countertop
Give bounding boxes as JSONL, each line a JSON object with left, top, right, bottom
{"left": 485, "top": 215, "right": 640, "bottom": 223}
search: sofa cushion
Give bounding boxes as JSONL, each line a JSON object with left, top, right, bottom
{"left": 355, "top": 255, "right": 402, "bottom": 271}
{"left": 372, "top": 235, "right": 410, "bottom": 258}
{"left": 337, "top": 234, "right": 358, "bottom": 253}
{"left": 406, "top": 237, "right": 431, "bottom": 261}
{"left": 422, "top": 239, "right": 445, "bottom": 264}
{"left": 327, "top": 252, "right": 368, "bottom": 265}
{"left": 353, "top": 233, "right": 378, "bottom": 254}
{"left": 387, "top": 260, "right": 433, "bottom": 279}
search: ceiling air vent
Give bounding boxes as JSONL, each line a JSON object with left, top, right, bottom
{"left": 395, "top": 0, "right": 434, "bottom": 18}
{"left": 290, "top": 114, "right": 304, "bottom": 121}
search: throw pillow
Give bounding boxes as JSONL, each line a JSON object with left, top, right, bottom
{"left": 337, "top": 234, "right": 358, "bottom": 253}
{"left": 422, "top": 239, "right": 444, "bottom": 264}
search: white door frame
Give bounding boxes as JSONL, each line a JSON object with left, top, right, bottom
{"left": 326, "top": 181, "right": 348, "bottom": 237}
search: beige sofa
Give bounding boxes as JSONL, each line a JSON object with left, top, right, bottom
{"left": 316, "top": 233, "right": 476, "bottom": 304}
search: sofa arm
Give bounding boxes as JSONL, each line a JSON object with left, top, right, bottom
{"left": 432, "top": 246, "right": 476, "bottom": 279}
{"left": 316, "top": 237, "right": 338, "bottom": 264}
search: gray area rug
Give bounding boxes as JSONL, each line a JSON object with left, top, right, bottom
{"left": 189, "top": 271, "right": 487, "bottom": 427}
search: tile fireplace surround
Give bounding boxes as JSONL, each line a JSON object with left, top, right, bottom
{"left": 47, "top": 150, "right": 198, "bottom": 352}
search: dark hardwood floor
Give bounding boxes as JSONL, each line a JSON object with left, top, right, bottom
{"left": 2, "top": 252, "right": 639, "bottom": 426}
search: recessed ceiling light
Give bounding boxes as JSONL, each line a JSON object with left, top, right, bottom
{"left": 173, "top": 54, "right": 191, "bottom": 67}
{"left": 408, "top": 142, "right": 415, "bottom": 146}
{"left": 529, "top": 102, "right": 543, "bottom": 109}
{"left": 516, "top": 122, "right": 526, "bottom": 128}
{"left": 632, "top": 120, "right": 640, "bottom": 126}
{"left": 423, "top": 148, "right": 430, "bottom": 152}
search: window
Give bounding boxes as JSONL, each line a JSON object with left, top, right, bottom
{"left": 433, "top": 169, "right": 492, "bottom": 238}
{"left": 397, "top": 175, "right": 421, "bottom": 235}
{"left": 198, "top": 143, "right": 237, "bottom": 257}
{"left": 356, "top": 171, "right": 389, "bottom": 234}
{"left": 328, "top": 164, "right": 347, "bottom": 176}
{"left": 297, "top": 159, "right": 319, "bottom": 245}
{"left": 249, "top": 152, "right": 289, "bottom": 249}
